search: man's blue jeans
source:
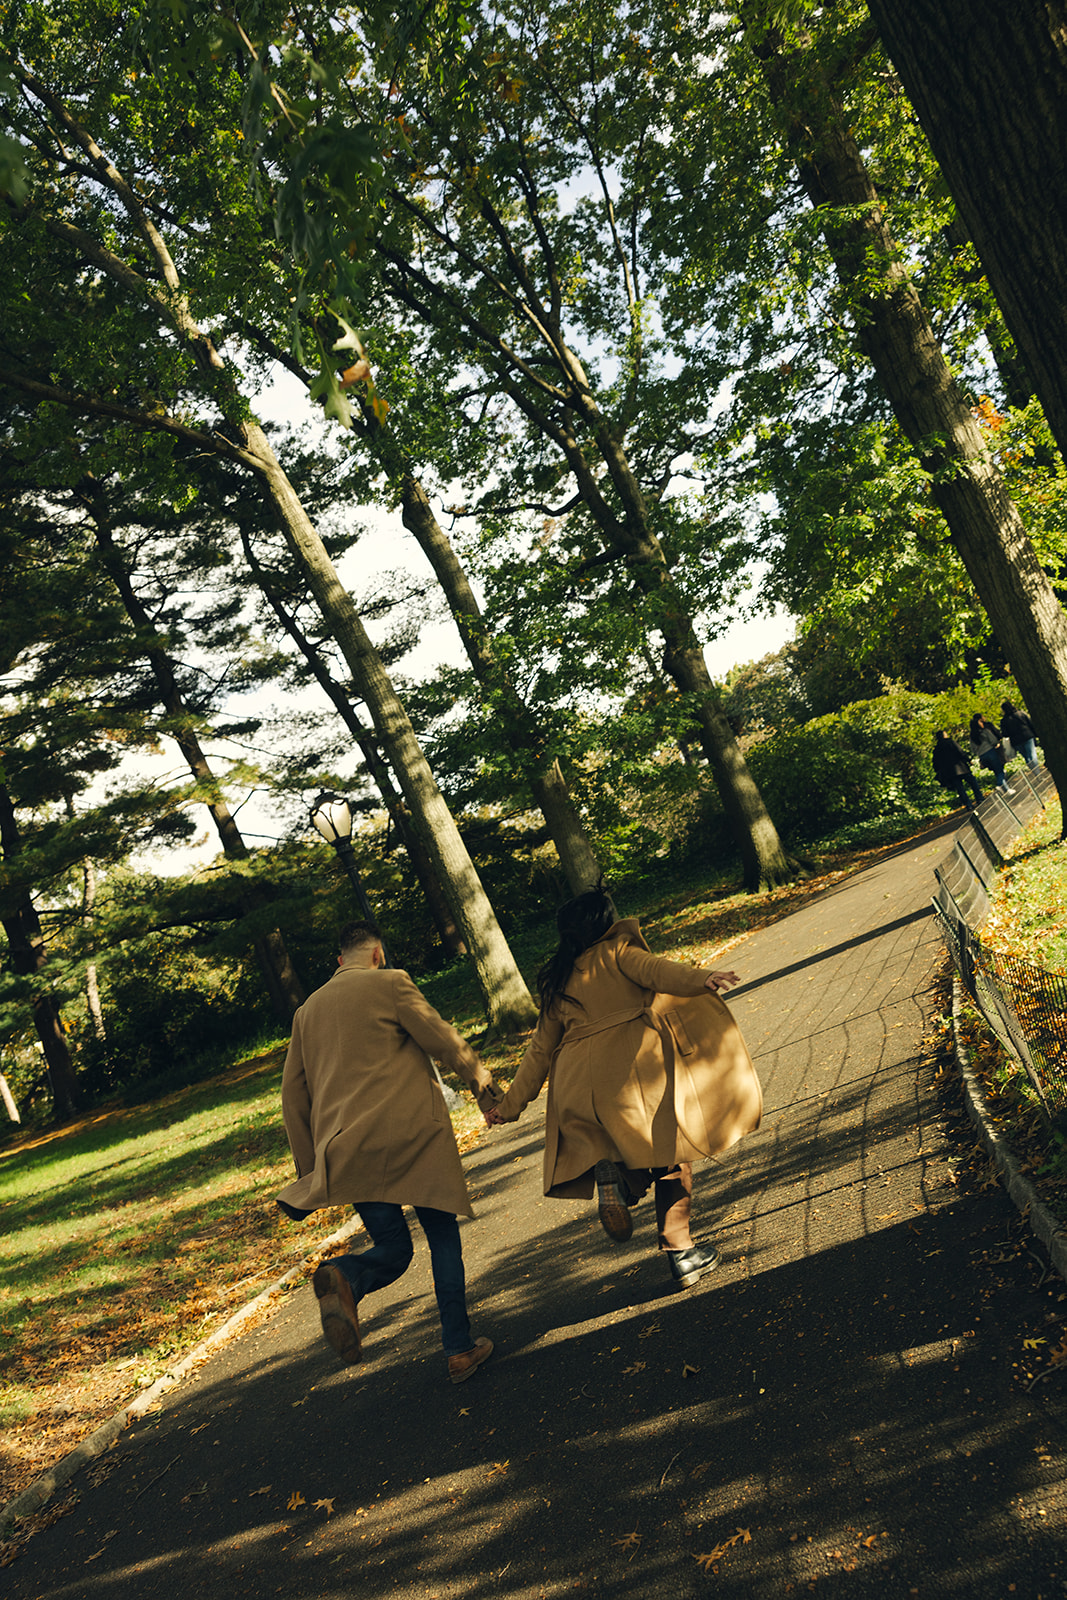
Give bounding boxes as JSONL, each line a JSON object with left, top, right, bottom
{"left": 331, "top": 1203, "right": 472, "bottom": 1357}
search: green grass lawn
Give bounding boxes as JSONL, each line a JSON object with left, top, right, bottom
{"left": 983, "top": 798, "right": 1067, "bottom": 970}
{"left": 956, "top": 797, "right": 1067, "bottom": 1225}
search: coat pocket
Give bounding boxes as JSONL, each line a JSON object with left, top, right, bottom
{"left": 662, "top": 1008, "right": 695, "bottom": 1056}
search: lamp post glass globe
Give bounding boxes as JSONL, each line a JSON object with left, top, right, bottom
{"left": 310, "top": 797, "right": 354, "bottom": 843}
{"left": 310, "top": 797, "right": 382, "bottom": 945}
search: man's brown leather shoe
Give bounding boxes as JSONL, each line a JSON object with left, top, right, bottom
{"left": 312, "top": 1262, "right": 362, "bottom": 1364}
{"left": 448, "top": 1335, "right": 494, "bottom": 1384}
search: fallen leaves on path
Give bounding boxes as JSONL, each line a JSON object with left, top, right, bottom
{"left": 693, "top": 1528, "right": 751, "bottom": 1571}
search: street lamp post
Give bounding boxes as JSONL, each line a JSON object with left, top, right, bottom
{"left": 310, "top": 796, "right": 389, "bottom": 964}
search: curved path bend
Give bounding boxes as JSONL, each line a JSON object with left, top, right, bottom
{"left": 8, "top": 821, "right": 1067, "bottom": 1599}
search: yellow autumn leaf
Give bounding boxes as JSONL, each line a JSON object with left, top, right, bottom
{"left": 287, "top": 1490, "right": 306, "bottom": 1510}
{"left": 313, "top": 1498, "right": 335, "bottom": 1515}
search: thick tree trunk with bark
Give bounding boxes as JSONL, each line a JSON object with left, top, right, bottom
{"left": 245, "top": 423, "right": 537, "bottom": 1033}
{"left": 88, "top": 501, "right": 307, "bottom": 1019}
{"left": 864, "top": 0, "right": 1067, "bottom": 464}
{"left": 749, "top": 19, "right": 1067, "bottom": 825}
{"left": 240, "top": 527, "right": 467, "bottom": 957}
{"left": 0, "top": 784, "right": 79, "bottom": 1121}
{"left": 557, "top": 385, "right": 802, "bottom": 890}
{"left": 398, "top": 470, "right": 603, "bottom": 895}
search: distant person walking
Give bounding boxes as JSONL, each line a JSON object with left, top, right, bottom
{"left": 486, "top": 887, "right": 761, "bottom": 1289}
{"left": 932, "top": 729, "right": 983, "bottom": 810}
{"left": 277, "top": 921, "right": 502, "bottom": 1384}
{"left": 1000, "top": 700, "right": 1039, "bottom": 768}
{"left": 969, "top": 713, "right": 1008, "bottom": 791}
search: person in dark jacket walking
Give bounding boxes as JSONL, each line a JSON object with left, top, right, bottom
{"left": 932, "top": 730, "right": 983, "bottom": 810}
{"left": 969, "top": 713, "right": 1008, "bottom": 790}
{"left": 1000, "top": 700, "right": 1039, "bottom": 768}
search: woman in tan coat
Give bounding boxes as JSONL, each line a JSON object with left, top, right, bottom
{"left": 487, "top": 888, "right": 762, "bottom": 1287}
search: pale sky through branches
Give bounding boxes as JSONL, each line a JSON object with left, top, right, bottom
{"left": 124, "top": 363, "right": 793, "bottom": 873}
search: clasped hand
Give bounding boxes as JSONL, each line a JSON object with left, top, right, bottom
{"left": 704, "top": 970, "right": 740, "bottom": 992}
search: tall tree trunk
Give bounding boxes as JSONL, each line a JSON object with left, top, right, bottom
{"left": 0, "top": 1075, "right": 19, "bottom": 1123}
{"left": 550, "top": 376, "right": 802, "bottom": 891}
{"left": 243, "top": 423, "right": 536, "bottom": 1032}
{"left": 864, "top": 0, "right": 1067, "bottom": 465}
{"left": 239, "top": 524, "right": 467, "bottom": 958}
{"left": 397, "top": 471, "right": 603, "bottom": 895}
{"left": 62, "top": 792, "right": 106, "bottom": 1041}
{"left": 0, "top": 783, "right": 79, "bottom": 1121}
{"left": 85, "top": 492, "right": 307, "bottom": 1019}
{"left": 942, "top": 215, "right": 1034, "bottom": 413}
{"left": 80, "top": 854, "right": 106, "bottom": 1042}
{"left": 747, "top": 14, "right": 1067, "bottom": 826}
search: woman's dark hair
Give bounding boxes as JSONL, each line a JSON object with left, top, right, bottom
{"left": 536, "top": 886, "right": 618, "bottom": 1016}
{"left": 970, "top": 713, "right": 986, "bottom": 738}
{"left": 1001, "top": 700, "right": 1018, "bottom": 718}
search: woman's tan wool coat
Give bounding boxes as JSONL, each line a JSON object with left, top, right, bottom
{"left": 494, "top": 920, "right": 762, "bottom": 1199}
{"left": 277, "top": 964, "right": 499, "bottom": 1219}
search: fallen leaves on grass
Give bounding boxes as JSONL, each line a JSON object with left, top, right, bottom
{"left": 614, "top": 1531, "right": 642, "bottom": 1558}
{"left": 287, "top": 1490, "right": 306, "bottom": 1510}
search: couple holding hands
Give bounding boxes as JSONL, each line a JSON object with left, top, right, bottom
{"left": 276, "top": 888, "right": 762, "bottom": 1385}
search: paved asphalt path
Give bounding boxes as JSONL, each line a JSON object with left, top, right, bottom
{"left": 9, "top": 820, "right": 1067, "bottom": 1598}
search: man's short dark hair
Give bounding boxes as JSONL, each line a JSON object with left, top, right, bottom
{"left": 339, "top": 920, "right": 383, "bottom": 955}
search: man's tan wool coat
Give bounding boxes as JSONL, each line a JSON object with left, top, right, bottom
{"left": 494, "top": 920, "right": 762, "bottom": 1199}
{"left": 277, "top": 964, "right": 499, "bottom": 1219}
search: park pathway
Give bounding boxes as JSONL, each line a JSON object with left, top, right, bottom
{"left": 7, "top": 819, "right": 1067, "bottom": 1599}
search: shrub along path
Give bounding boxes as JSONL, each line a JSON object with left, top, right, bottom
{"left": 6, "top": 814, "right": 1067, "bottom": 1596}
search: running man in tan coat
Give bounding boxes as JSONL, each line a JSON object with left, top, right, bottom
{"left": 277, "top": 921, "right": 503, "bottom": 1383}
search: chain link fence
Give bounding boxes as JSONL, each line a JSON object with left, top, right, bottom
{"left": 931, "top": 764, "right": 1067, "bottom": 1116}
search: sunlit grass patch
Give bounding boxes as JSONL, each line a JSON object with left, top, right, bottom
{"left": 982, "top": 801, "right": 1067, "bottom": 970}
